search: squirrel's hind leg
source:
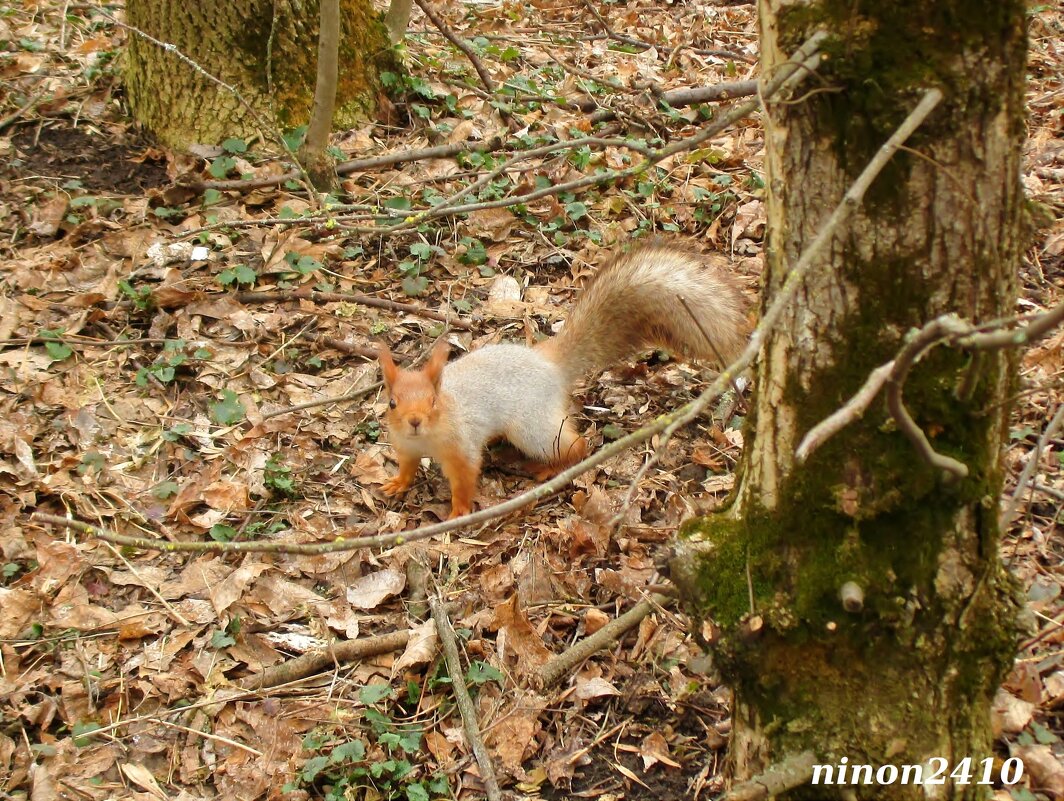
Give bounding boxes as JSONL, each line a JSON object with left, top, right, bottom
{"left": 510, "top": 416, "right": 589, "bottom": 482}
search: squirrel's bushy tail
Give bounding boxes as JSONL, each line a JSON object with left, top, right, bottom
{"left": 540, "top": 245, "right": 751, "bottom": 386}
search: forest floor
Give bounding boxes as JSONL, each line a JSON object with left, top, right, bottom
{"left": 0, "top": 1, "right": 1062, "bottom": 800}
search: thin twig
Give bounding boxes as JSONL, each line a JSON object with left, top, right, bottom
{"left": 0, "top": 88, "right": 49, "bottom": 133}
{"left": 678, "top": 294, "right": 747, "bottom": 410}
{"left": 886, "top": 315, "right": 972, "bottom": 479}
{"left": 187, "top": 137, "right": 506, "bottom": 193}
{"left": 430, "top": 594, "right": 503, "bottom": 801}
{"left": 1000, "top": 403, "right": 1064, "bottom": 530}
{"left": 261, "top": 381, "right": 382, "bottom": 421}
{"left": 413, "top": 0, "right": 496, "bottom": 93}
{"left": 796, "top": 361, "right": 895, "bottom": 462}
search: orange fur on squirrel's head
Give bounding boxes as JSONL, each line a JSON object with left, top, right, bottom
{"left": 378, "top": 342, "right": 448, "bottom": 441}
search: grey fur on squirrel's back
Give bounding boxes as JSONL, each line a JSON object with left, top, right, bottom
{"left": 442, "top": 344, "right": 569, "bottom": 461}
{"left": 538, "top": 244, "right": 750, "bottom": 386}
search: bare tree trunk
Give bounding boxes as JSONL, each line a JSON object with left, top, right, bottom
{"left": 384, "top": 0, "right": 413, "bottom": 43}
{"left": 299, "top": 0, "right": 341, "bottom": 190}
{"left": 124, "top": 0, "right": 394, "bottom": 149}
{"left": 671, "top": 2, "right": 1027, "bottom": 798}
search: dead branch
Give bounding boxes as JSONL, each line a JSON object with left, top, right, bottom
{"left": 413, "top": 0, "right": 496, "bottom": 94}
{"left": 886, "top": 315, "right": 975, "bottom": 479}
{"left": 234, "top": 288, "right": 473, "bottom": 330}
{"left": 718, "top": 751, "right": 817, "bottom": 801}
{"left": 0, "top": 88, "right": 49, "bottom": 133}
{"left": 430, "top": 595, "right": 503, "bottom": 801}
{"left": 187, "top": 137, "right": 506, "bottom": 193}
{"left": 237, "top": 629, "right": 411, "bottom": 690}
{"left": 537, "top": 593, "right": 671, "bottom": 688}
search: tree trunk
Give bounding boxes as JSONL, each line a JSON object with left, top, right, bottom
{"left": 124, "top": 0, "right": 395, "bottom": 149}
{"left": 671, "top": 2, "right": 1026, "bottom": 798}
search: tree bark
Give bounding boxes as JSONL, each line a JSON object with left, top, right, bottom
{"left": 299, "top": 0, "right": 341, "bottom": 191}
{"left": 671, "top": 2, "right": 1027, "bottom": 798}
{"left": 124, "top": 0, "right": 395, "bottom": 149}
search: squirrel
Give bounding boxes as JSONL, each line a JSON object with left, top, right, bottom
{"left": 377, "top": 244, "right": 750, "bottom": 518}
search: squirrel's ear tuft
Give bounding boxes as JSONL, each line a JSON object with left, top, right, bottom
{"left": 378, "top": 346, "right": 398, "bottom": 390}
{"left": 425, "top": 341, "right": 449, "bottom": 390}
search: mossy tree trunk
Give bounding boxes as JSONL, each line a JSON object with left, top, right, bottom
{"left": 124, "top": 0, "right": 395, "bottom": 149}
{"left": 670, "top": 2, "right": 1026, "bottom": 798}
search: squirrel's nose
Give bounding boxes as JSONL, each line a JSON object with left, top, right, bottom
{"left": 409, "top": 416, "right": 422, "bottom": 431}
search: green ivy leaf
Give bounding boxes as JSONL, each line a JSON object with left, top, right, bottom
{"left": 45, "top": 340, "right": 73, "bottom": 361}
{"left": 330, "top": 740, "right": 366, "bottom": 763}
{"left": 466, "top": 660, "right": 503, "bottom": 685}
{"left": 301, "top": 755, "right": 329, "bottom": 782}
{"left": 208, "top": 156, "right": 237, "bottom": 179}
{"left": 211, "top": 390, "right": 246, "bottom": 426}
{"left": 222, "top": 137, "right": 248, "bottom": 154}
{"left": 401, "top": 275, "right": 429, "bottom": 297}
{"left": 565, "top": 201, "right": 588, "bottom": 221}
{"left": 72, "top": 721, "right": 102, "bottom": 747}
{"left": 406, "top": 783, "right": 430, "bottom": 801}
{"left": 210, "top": 628, "right": 235, "bottom": 649}
{"left": 151, "top": 481, "right": 180, "bottom": 500}
{"left": 209, "top": 524, "right": 238, "bottom": 543}
{"left": 359, "top": 683, "right": 393, "bottom": 705}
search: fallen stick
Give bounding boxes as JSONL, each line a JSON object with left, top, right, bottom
{"left": 238, "top": 629, "right": 411, "bottom": 690}
{"left": 537, "top": 593, "right": 671, "bottom": 688}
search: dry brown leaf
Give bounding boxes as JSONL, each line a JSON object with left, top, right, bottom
{"left": 991, "top": 688, "right": 1035, "bottom": 736}
{"left": 1015, "top": 744, "right": 1064, "bottom": 798}
{"left": 493, "top": 595, "right": 552, "bottom": 674}
{"left": 639, "top": 731, "right": 681, "bottom": 770}
{"left": 346, "top": 568, "right": 406, "bottom": 610}
{"left": 393, "top": 620, "right": 437, "bottom": 674}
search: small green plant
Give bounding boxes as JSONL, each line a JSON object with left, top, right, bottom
{"left": 151, "top": 480, "right": 180, "bottom": 500}
{"left": 284, "top": 252, "right": 323, "bottom": 278}
{"left": 264, "top": 453, "right": 299, "bottom": 499}
{"left": 284, "top": 684, "right": 451, "bottom": 801}
{"left": 218, "top": 263, "right": 257, "bottom": 288}
{"left": 209, "top": 617, "right": 240, "bottom": 649}
{"left": 162, "top": 422, "right": 192, "bottom": 443}
{"left": 456, "top": 237, "right": 487, "bottom": 266}
{"left": 209, "top": 523, "right": 238, "bottom": 543}
{"left": 77, "top": 451, "right": 106, "bottom": 475}
{"left": 38, "top": 328, "right": 73, "bottom": 362}
{"left": 135, "top": 339, "right": 190, "bottom": 386}
{"left": 208, "top": 155, "right": 238, "bottom": 179}
{"left": 118, "top": 279, "right": 154, "bottom": 311}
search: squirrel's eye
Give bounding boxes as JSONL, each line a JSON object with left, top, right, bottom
{"left": 388, "top": 398, "right": 397, "bottom": 409}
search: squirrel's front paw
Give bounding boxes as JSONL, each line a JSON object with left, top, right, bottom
{"left": 381, "top": 475, "right": 411, "bottom": 496}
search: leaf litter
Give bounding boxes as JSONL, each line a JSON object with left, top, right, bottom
{"left": 0, "top": 1, "right": 1062, "bottom": 800}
